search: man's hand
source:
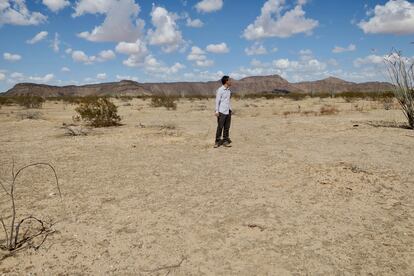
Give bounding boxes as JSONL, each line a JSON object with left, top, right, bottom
{"left": 215, "top": 112, "right": 219, "bottom": 117}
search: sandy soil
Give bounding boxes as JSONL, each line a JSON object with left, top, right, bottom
{"left": 0, "top": 97, "right": 413, "bottom": 275}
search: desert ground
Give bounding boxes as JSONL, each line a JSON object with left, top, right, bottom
{"left": 0, "top": 96, "right": 413, "bottom": 275}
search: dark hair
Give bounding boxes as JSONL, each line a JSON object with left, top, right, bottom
{"left": 221, "top": 75, "right": 230, "bottom": 85}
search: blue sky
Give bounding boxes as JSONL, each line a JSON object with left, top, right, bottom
{"left": 0, "top": 0, "right": 413, "bottom": 92}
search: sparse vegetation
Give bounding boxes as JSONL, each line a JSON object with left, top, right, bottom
{"left": 75, "top": 97, "right": 121, "bottom": 127}
{"left": 0, "top": 96, "right": 13, "bottom": 107}
{"left": 150, "top": 95, "right": 178, "bottom": 110}
{"left": 385, "top": 50, "right": 414, "bottom": 129}
{"left": 11, "top": 96, "right": 45, "bottom": 109}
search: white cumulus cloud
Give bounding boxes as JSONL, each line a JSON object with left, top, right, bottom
{"left": 42, "top": 0, "right": 69, "bottom": 12}
{"left": 332, "top": 44, "right": 356, "bottom": 53}
{"left": 0, "top": 0, "right": 47, "bottom": 26}
{"left": 72, "top": 50, "right": 93, "bottom": 64}
{"left": 74, "top": 0, "right": 145, "bottom": 43}
{"left": 186, "top": 17, "right": 204, "bottom": 28}
{"left": 353, "top": 54, "right": 384, "bottom": 67}
{"left": 148, "top": 6, "right": 185, "bottom": 53}
{"left": 243, "top": 0, "right": 318, "bottom": 40}
{"left": 3, "top": 52, "right": 21, "bottom": 62}
{"left": 116, "top": 41, "right": 147, "bottom": 55}
{"left": 26, "top": 31, "right": 48, "bottom": 44}
{"left": 98, "top": 50, "right": 116, "bottom": 61}
{"left": 8, "top": 72, "right": 54, "bottom": 84}
{"left": 116, "top": 40, "right": 149, "bottom": 67}
{"left": 195, "top": 0, "right": 223, "bottom": 13}
{"left": 71, "top": 49, "right": 115, "bottom": 64}
{"left": 359, "top": 0, "right": 414, "bottom": 34}
{"left": 245, "top": 42, "right": 268, "bottom": 56}
{"left": 29, "top": 73, "right": 54, "bottom": 83}
{"left": 144, "top": 55, "right": 186, "bottom": 75}
{"left": 51, "top": 32, "right": 60, "bottom": 52}
{"left": 96, "top": 73, "right": 107, "bottom": 80}
{"left": 116, "top": 75, "right": 138, "bottom": 82}
{"left": 187, "top": 46, "right": 214, "bottom": 67}
{"left": 206, "top": 42, "right": 229, "bottom": 54}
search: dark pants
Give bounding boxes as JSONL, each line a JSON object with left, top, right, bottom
{"left": 215, "top": 110, "right": 231, "bottom": 143}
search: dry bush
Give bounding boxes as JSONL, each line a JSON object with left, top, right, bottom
{"left": 159, "top": 123, "right": 177, "bottom": 130}
{"left": 303, "top": 110, "right": 318, "bottom": 116}
{"left": 250, "top": 111, "right": 260, "bottom": 117}
{"left": 18, "top": 111, "right": 43, "bottom": 120}
{"left": 319, "top": 105, "right": 339, "bottom": 116}
{"left": 115, "top": 95, "right": 133, "bottom": 102}
{"left": 378, "top": 97, "right": 394, "bottom": 110}
{"left": 144, "top": 122, "right": 180, "bottom": 136}
{"left": 187, "top": 94, "right": 212, "bottom": 101}
{"left": 75, "top": 97, "right": 121, "bottom": 127}
{"left": 150, "top": 95, "right": 178, "bottom": 110}
{"left": 365, "top": 120, "right": 410, "bottom": 129}
{"left": 283, "top": 111, "right": 298, "bottom": 117}
{"left": 385, "top": 50, "right": 414, "bottom": 129}
{"left": 192, "top": 104, "right": 207, "bottom": 111}
{"left": 0, "top": 162, "right": 61, "bottom": 252}
{"left": 62, "top": 124, "right": 88, "bottom": 136}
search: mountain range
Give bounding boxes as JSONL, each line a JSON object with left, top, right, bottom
{"left": 2, "top": 75, "right": 394, "bottom": 97}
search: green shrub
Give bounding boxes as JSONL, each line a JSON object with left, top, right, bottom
{"left": 75, "top": 97, "right": 121, "bottom": 127}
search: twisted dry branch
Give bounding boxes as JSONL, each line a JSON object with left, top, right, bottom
{"left": 1, "top": 161, "right": 62, "bottom": 251}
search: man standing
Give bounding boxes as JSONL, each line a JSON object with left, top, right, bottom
{"left": 214, "top": 76, "right": 232, "bottom": 148}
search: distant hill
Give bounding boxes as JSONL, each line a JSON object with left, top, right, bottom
{"left": 2, "top": 75, "right": 394, "bottom": 97}
{"left": 293, "top": 77, "right": 395, "bottom": 94}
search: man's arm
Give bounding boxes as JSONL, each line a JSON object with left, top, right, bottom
{"left": 215, "top": 88, "right": 221, "bottom": 115}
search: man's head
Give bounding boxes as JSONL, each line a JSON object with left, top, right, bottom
{"left": 221, "top": 75, "right": 232, "bottom": 87}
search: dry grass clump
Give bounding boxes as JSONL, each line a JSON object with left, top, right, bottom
{"left": 320, "top": 105, "right": 339, "bottom": 116}
{"left": 18, "top": 111, "right": 43, "bottom": 120}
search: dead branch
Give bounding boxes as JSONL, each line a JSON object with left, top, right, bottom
{"left": 141, "top": 256, "right": 187, "bottom": 273}
{"left": 1, "top": 161, "right": 62, "bottom": 251}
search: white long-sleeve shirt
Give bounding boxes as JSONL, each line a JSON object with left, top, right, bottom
{"left": 215, "top": 85, "right": 231, "bottom": 115}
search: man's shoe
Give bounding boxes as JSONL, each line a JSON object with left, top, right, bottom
{"left": 222, "top": 141, "right": 232, "bottom": 147}
{"left": 214, "top": 143, "right": 220, "bottom": 148}
{"left": 227, "top": 138, "right": 232, "bottom": 144}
